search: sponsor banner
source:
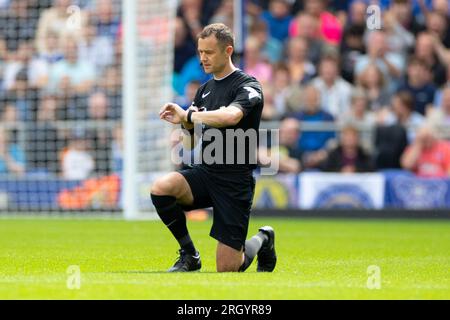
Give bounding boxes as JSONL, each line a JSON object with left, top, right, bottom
{"left": 299, "top": 173, "right": 385, "bottom": 209}
{"left": 384, "top": 172, "right": 450, "bottom": 209}
{"left": 253, "top": 174, "right": 298, "bottom": 209}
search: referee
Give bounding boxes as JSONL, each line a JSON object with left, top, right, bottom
{"left": 151, "top": 23, "right": 276, "bottom": 273}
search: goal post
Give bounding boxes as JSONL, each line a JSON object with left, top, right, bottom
{"left": 122, "top": 0, "right": 177, "bottom": 219}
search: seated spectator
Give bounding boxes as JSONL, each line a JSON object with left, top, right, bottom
{"left": 288, "top": 12, "right": 324, "bottom": 65}
{"left": 35, "top": 0, "right": 88, "bottom": 55}
{"left": 287, "top": 85, "right": 335, "bottom": 153}
{"left": 111, "top": 124, "right": 123, "bottom": 174}
{"left": 259, "top": 117, "right": 303, "bottom": 173}
{"left": 209, "top": 0, "right": 233, "bottom": 28}
{"left": 356, "top": 63, "right": 392, "bottom": 111}
{"left": 249, "top": 20, "right": 283, "bottom": 64}
{"left": 291, "top": 0, "right": 343, "bottom": 46}
{"left": 175, "top": 80, "right": 201, "bottom": 110}
{"left": 0, "top": 125, "right": 25, "bottom": 176}
{"left": 320, "top": 125, "right": 373, "bottom": 173}
{"left": 28, "top": 31, "right": 64, "bottom": 89}
{"left": 339, "top": 87, "right": 375, "bottom": 128}
{"left": 2, "top": 41, "right": 33, "bottom": 91}
{"left": 414, "top": 32, "right": 446, "bottom": 86}
{"left": 79, "top": 22, "right": 115, "bottom": 75}
{"left": 427, "top": 87, "right": 450, "bottom": 133}
{"left": 47, "top": 38, "right": 96, "bottom": 96}
{"left": 90, "top": 0, "right": 120, "bottom": 41}
{"left": 339, "top": 24, "right": 365, "bottom": 83}
{"left": 311, "top": 55, "right": 353, "bottom": 118}
{"left": 285, "top": 37, "right": 316, "bottom": 85}
{"left": 173, "top": 17, "right": 197, "bottom": 75}
{"left": 271, "top": 63, "right": 291, "bottom": 117}
{"left": 401, "top": 125, "right": 450, "bottom": 177}
{"left": 98, "top": 66, "right": 121, "bottom": 119}
{"left": 383, "top": 1, "right": 415, "bottom": 57}
{"left": 374, "top": 123, "right": 408, "bottom": 169}
{"left": 432, "top": 63, "right": 450, "bottom": 107}
{"left": 397, "top": 57, "right": 436, "bottom": 115}
{"left": 424, "top": 10, "right": 450, "bottom": 48}
{"left": 61, "top": 129, "right": 95, "bottom": 180}
{"left": 260, "top": 0, "right": 293, "bottom": 43}
{"left": 354, "top": 30, "right": 404, "bottom": 91}
{"left": 25, "top": 95, "right": 59, "bottom": 174}
{"left": 87, "top": 92, "right": 112, "bottom": 176}
{"left": 244, "top": 36, "right": 272, "bottom": 84}
{"left": 391, "top": 91, "right": 425, "bottom": 142}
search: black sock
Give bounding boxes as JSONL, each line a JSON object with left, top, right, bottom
{"left": 151, "top": 194, "right": 196, "bottom": 254}
{"left": 239, "top": 231, "right": 268, "bottom": 272}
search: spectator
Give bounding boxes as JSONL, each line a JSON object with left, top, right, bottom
{"left": 424, "top": 10, "right": 450, "bottom": 48}
{"left": 271, "top": 63, "right": 292, "bottom": 116}
{"left": 35, "top": 0, "right": 88, "bottom": 55}
{"left": 86, "top": 91, "right": 112, "bottom": 175}
{"left": 288, "top": 85, "right": 335, "bottom": 153}
{"left": 311, "top": 55, "right": 353, "bottom": 118}
{"left": 90, "top": 0, "right": 120, "bottom": 40}
{"left": 401, "top": 125, "right": 450, "bottom": 177}
{"left": 397, "top": 57, "right": 436, "bottom": 115}
{"left": 340, "top": 24, "right": 365, "bottom": 83}
{"left": 391, "top": 91, "right": 425, "bottom": 142}
{"left": 295, "top": 0, "right": 343, "bottom": 46}
{"left": 98, "top": 66, "right": 121, "bottom": 119}
{"left": 260, "top": 0, "right": 293, "bottom": 42}
{"left": 339, "top": 87, "right": 375, "bottom": 128}
{"left": 28, "top": 31, "right": 64, "bottom": 89}
{"left": 355, "top": 30, "right": 405, "bottom": 90}
{"left": 0, "top": 125, "right": 25, "bottom": 176}
{"left": 356, "top": 63, "right": 391, "bottom": 111}
{"left": 414, "top": 32, "right": 447, "bottom": 86}
{"left": 260, "top": 117, "right": 303, "bottom": 173}
{"left": 285, "top": 37, "right": 316, "bottom": 85}
{"left": 288, "top": 12, "right": 324, "bottom": 65}
{"left": 25, "top": 95, "right": 60, "bottom": 174}
{"left": 78, "top": 22, "right": 115, "bottom": 75}
{"left": 320, "top": 125, "right": 373, "bottom": 173}
{"left": 433, "top": 63, "right": 450, "bottom": 107}
{"left": 47, "top": 38, "right": 96, "bottom": 96}
{"left": 173, "top": 17, "right": 197, "bottom": 74}
{"left": 384, "top": 1, "right": 416, "bottom": 56}
{"left": 427, "top": 87, "right": 450, "bottom": 132}
{"left": 1, "top": 41, "right": 33, "bottom": 91}
{"left": 249, "top": 20, "right": 283, "bottom": 64}
{"left": 176, "top": 80, "right": 201, "bottom": 110}
{"left": 0, "top": 0, "right": 38, "bottom": 52}
{"left": 210, "top": 0, "right": 234, "bottom": 28}
{"left": 374, "top": 123, "right": 408, "bottom": 169}
{"left": 4, "top": 69, "right": 36, "bottom": 122}
{"left": 61, "top": 129, "right": 95, "bottom": 180}
{"left": 244, "top": 36, "right": 272, "bottom": 84}
{"left": 111, "top": 124, "right": 123, "bottom": 174}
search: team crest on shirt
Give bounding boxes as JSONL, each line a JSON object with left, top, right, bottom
{"left": 244, "top": 86, "right": 260, "bottom": 100}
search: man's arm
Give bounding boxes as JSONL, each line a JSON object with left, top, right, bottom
{"left": 189, "top": 105, "right": 244, "bottom": 128}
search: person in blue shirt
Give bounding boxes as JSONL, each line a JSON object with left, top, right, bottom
{"left": 0, "top": 126, "right": 25, "bottom": 176}
{"left": 287, "top": 85, "right": 336, "bottom": 153}
{"left": 260, "top": 0, "right": 293, "bottom": 43}
{"left": 397, "top": 56, "right": 436, "bottom": 115}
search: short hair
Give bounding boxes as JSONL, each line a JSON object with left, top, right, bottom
{"left": 395, "top": 91, "right": 415, "bottom": 111}
{"left": 198, "top": 23, "right": 235, "bottom": 49}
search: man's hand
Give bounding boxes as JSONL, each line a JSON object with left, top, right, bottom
{"left": 159, "top": 103, "right": 187, "bottom": 125}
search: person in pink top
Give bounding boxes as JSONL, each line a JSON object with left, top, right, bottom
{"left": 289, "top": 0, "right": 343, "bottom": 46}
{"left": 401, "top": 126, "right": 450, "bottom": 178}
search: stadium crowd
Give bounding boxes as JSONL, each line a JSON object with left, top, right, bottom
{"left": 1, "top": 0, "right": 450, "bottom": 180}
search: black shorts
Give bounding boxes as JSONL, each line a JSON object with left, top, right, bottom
{"left": 178, "top": 165, "right": 256, "bottom": 251}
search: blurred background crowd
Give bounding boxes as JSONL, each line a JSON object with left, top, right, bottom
{"left": 1, "top": 0, "right": 450, "bottom": 180}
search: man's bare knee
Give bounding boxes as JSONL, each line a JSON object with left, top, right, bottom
{"left": 151, "top": 173, "right": 181, "bottom": 197}
{"left": 216, "top": 243, "right": 244, "bottom": 273}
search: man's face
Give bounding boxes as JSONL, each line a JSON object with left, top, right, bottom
{"left": 198, "top": 35, "right": 231, "bottom": 74}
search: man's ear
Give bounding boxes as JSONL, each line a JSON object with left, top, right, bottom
{"left": 226, "top": 45, "right": 234, "bottom": 57}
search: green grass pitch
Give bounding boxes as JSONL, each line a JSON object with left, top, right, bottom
{"left": 0, "top": 217, "right": 449, "bottom": 299}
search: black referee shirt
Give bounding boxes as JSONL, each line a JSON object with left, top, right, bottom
{"left": 191, "top": 69, "right": 264, "bottom": 173}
